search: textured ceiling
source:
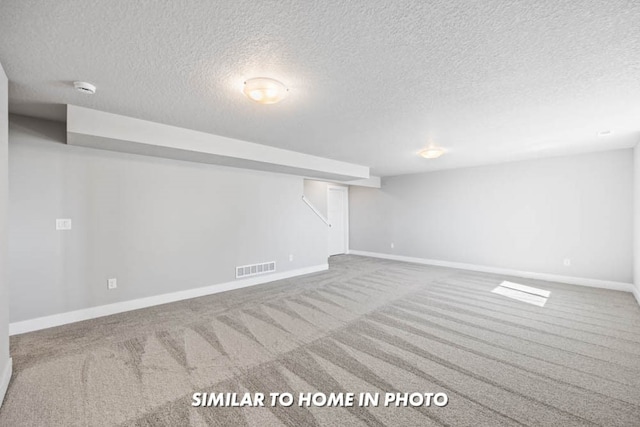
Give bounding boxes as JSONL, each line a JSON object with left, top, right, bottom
{"left": 1, "top": 0, "right": 639, "bottom": 176}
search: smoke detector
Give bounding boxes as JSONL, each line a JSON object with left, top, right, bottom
{"left": 73, "top": 81, "right": 96, "bottom": 94}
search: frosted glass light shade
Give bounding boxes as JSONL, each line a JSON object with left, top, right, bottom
{"left": 419, "top": 147, "right": 445, "bottom": 159}
{"left": 243, "top": 77, "right": 288, "bottom": 104}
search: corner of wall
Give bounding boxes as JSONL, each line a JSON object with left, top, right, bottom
{"left": 0, "top": 357, "right": 12, "bottom": 407}
{"left": 634, "top": 143, "right": 640, "bottom": 306}
{"left": 0, "top": 59, "right": 12, "bottom": 409}
{"left": 633, "top": 286, "right": 640, "bottom": 307}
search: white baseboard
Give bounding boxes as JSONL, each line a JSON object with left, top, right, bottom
{"left": 9, "top": 264, "right": 328, "bottom": 336}
{"left": 632, "top": 286, "right": 640, "bottom": 307}
{"left": 0, "top": 357, "right": 12, "bottom": 408}
{"left": 348, "top": 250, "right": 635, "bottom": 294}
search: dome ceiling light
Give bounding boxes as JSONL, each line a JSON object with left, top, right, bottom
{"left": 419, "top": 147, "right": 445, "bottom": 159}
{"left": 242, "top": 77, "right": 288, "bottom": 104}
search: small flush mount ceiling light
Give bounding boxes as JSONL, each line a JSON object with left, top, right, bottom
{"left": 73, "top": 81, "right": 96, "bottom": 94}
{"left": 419, "top": 147, "right": 445, "bottom": 159}
{"left": 243, "top": 77, "right": 288, "bottom": 104}
{"left": 597, "top": 130, "right": 614, "bottom": 137}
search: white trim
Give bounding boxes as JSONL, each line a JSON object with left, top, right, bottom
{"left": 67, "top": 106, "right": 369, "bottom": 181}
{"left": 303, "top": 175, "right": 381, "bottom": 189}
{"left": 344, "top": 176, "right": 381, "bottom": 188}
{"left": 302, "top": 195, "right": 331, "bottom": 227}
{"left": 348, "top": 250, "right": 635, "bottom": 293}
{"left": 9, "top": 264, "right": 328, "bottom": 336}
{"left": 0, "top": 357, "right": 12, "bottom": 408}
{"left": 632, "top": 285, "right": 640, "bottom": 306}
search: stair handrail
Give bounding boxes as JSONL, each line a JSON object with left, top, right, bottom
{"left": 302, "top": 195, "right": 332, "bottom": 227}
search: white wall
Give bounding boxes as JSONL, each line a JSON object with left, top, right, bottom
{"left": 8, "top": 115, "right": 328, "bottom": 323}
{"left": 351, "top": 150, "right": 634, "bottom": 283}
{"left": 0, "top": 62, "right": 10, "bottom": 406}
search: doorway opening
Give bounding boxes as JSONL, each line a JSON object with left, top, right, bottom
{"left": 302, "top": 180, "right": 349, "bottom": 257}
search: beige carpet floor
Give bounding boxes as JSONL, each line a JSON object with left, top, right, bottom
{"left": 1, "top": 255, "right": 640, "bottom": 426}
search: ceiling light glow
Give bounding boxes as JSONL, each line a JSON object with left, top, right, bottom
{"left": 243, "top": 77, "right": 288, "bottom": 104}
{"left": 419, "top": 147, "right": 445, "bottom": 159}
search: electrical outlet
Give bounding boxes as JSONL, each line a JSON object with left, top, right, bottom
{"left": 107, "top": 278, "right": 117, "bottom": 290}
{"left": 56, "top": 219, "right": 72, "bottom": 230}
{"left": 563, "top": 258, "right": 571, "bottom": 267}
{"left": 390, "top": 243, "right": 395, "bottom": 249}
{"left": 289, "top": 254, "right": 294, "bottom": 262}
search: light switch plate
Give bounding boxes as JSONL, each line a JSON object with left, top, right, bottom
{"left": 56, "top": 219, "right": 72, "bottom": 230}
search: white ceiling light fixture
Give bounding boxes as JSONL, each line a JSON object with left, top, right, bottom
{"left": 419, "top": 147, "right": 445, "bottom": 159}
{"left": 597, "top": 130, "right": 614, "bottom": 137}
{"left": 73, "top": 81, "right": 96, "bottom": 94}
{"left": 243, "top": 77, "right": 288, "bottom": 104}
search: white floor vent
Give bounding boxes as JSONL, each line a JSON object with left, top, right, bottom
{"left": 236, "top": 261, "right": 276, "bottom": 279}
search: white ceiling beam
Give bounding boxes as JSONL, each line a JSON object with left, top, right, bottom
{"left": 66, "top": 105, "right": 369, "bottom": 181}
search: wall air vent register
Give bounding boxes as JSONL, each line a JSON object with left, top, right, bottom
{"left": 236, "top": 261, "right": 276, "bottom": 278}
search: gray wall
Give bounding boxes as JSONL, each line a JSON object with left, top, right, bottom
{"left": 303, "top": 179, "right": 329, "bottom": 217}
{"left": 0, "top": 62, "right": 10, "bottom": 403}
{"left": 634, "top": 144, "right": 640, "bottom": 295}
{"left": 351, "top": 150, "right": 634, "bottom": 283}
{"left": 8, "top": 115, "right": 327, "bottom": 323}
